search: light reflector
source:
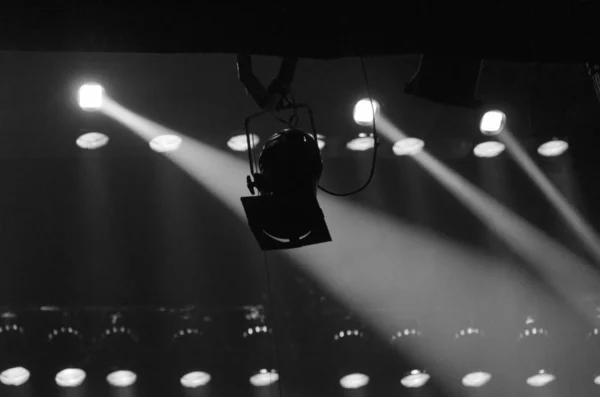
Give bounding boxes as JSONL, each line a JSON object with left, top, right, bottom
{"left": 56, "top": 368, "right": 86, "bottom": 387}
{"left": 353, "top": 99, "right": 380, "bottom": 126}
{"left": 473, "top": 141, "right": 505, "bottom": 158}
{"left": 392, "top": 137, "right": 425, "bottom": 156}
{"left": 149, "top": 135, "right": 182, "bottom": 153}
{"left": 0, "top": 366, "right": 30, "bottom": 386}
{"left": 480, "top": 110, "right": 506, "bottom": 136}
{"left": 537, "top": 139, "right": 568, "bottom": 157}
{"left": 78, "top": 83, "right": 104, "bottom": 111}
{"left": 339, "top": 373, "right": 369, "bottom": 389}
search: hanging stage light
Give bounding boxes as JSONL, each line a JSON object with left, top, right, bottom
{"left": 93, "top": 313, "right": 140, "bottom": 388}
{"left": 46, "top": 325, "right": 87, "bottom": 387}
{"left": 454, "top": 326, "right": 492, "bottom": 387}
{"left": 390, "top": 327, "right": 430, "bottom": 389}
{"left": 237, "top": 55, "right": 331, "bottom": 250}
{"left": 0, "top": 313, "right": 30, "bottom": 387}
{"left": 517, "top": 316, "right": 555, "bottom": 387}
{"left": 240, "top": 317, "right": 279, "bottom": 387}
{"left": 330, "top": 318, "right": 373, "bottom": 390}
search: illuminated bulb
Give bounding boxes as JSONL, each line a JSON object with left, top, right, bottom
{"left": 0, "top": 367, "right": 30, "bottom": 386}
{"left": 106, "top": 370, "right": 137, "bottom": 387}
{"left": 227, "top": 134, "right": 260, "bottom": 152}
{"left": 76, "top": 132, "right": 109, "bottom": 150}
{"left": 149, "top": 135, "right": 182, "bottom": 153}
{"left": 249, "top": 369, "right": 279, "bottom": 387}
{"left": 462, "top": 371, "right": 492, "bottom": 387}
{"left": 180, "top": 371, "right": 211, "bottom": 388}
{"left": 473, "top": 141, "right": 505, "bottom": 158}
{"left": 393, "top": 137, "right": 424, "bottom": 156}
{"left": 56, "top": 368, "right": 86, "bottom": 387}
{"left": 537, "top": 139, "right": 568, "bottom": 157}
{"left": 317, "top": 135, "right": 326, "bottom": 150}
{"left": 353, "top": 99, "right": 380, "bottom": 126}
{"left": 401, "top": 370, "right": 430, "bottom": 388}
{"left": 339, "top": 373, "right": 369, "bottom": 389}
{"left": 480, "top": 110, "right": 506, "bottom": 136}
{"left": 526, "top": 370, "right": 555, "bottom": 387}
{"left": 78, "top": 83, "right": 104, "bottom": 111}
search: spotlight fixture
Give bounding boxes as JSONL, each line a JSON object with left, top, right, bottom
{"left": 78, "top": 83, "right": 104, "bottom": 111}
{"left": 517, "top": 316, "right": 555, "bottom": 387}
{"left": 45, "top": 320, "right": 87, "bottom": 388}
{"left": 390, "top": 327, "right": 431, "bottom": 389}
{"left": 537, "top": 139, "right": 569, "bottom": 157}
{"left": 347, "top": 132, "right": 376, "bottom": 151}
{"left": 331, "top": 319, "right": 372, "bottom": 390}
{"left": 339, "top": 373, "right": 369, "bottom": 389}
{"left": 353, "top": 99, "right": 380, "bottom": 126}
{"left": 0, "top": 316, "right": 30, "bottom": 387}
{"left": 479, "top": 110, "right": 506, "bottom": 136}
{"left": 149, "top": 134, "right": 182, "bottom": 153}
{"left": 240, "top": 313, "right": 279, "bottom": 387}
{"left": 585, "top": 326, "right": 600, "bottom": 385}
{"left": 473, "top": 141, "right": 505, "bottom": 158}
{"left": 76, "top": 132, "right": 109, "bottom": 150}
{"left": 454, "top": 326, "right": 492, "bottom": 387}
{"left": 392, "top": 137, "right": 425, "bottom": 156}
{"left": 228, "top": 133, "right": 260, "bottom": 152}
{"left": 94, "top": 314, "right": 140, "bottom": 388}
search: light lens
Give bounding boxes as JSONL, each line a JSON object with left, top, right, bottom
{"left": 317, "top": 134, "right": 326, "bottom": 150}
{"left": 401, "top": 370, "right": 430, "bottom": 388}
{"left": 76, "top": 132, "right": 109, "bottom": 150}
{"left": 181, "top": 371, "right": 211, "bottom": 388}
{"left": 353, "top": 99, "right": 380, "bottom": 126}
{"left": 56, "top": 368, "right": 86, "bottom": 387}
{"left": 78, "top": 83, "right": 104, "bottom": 111}
{"left": 149, "top": 135, "right": 182, "bottom": 153}
{"left": 107, "top": 370, "right": 137, "bottom": 387}
{"left": 537, "top": 139, "right": 568, "bottom": 157}
{"left": 347, "top": 133, "right": 375, "bottom": 151}
{"left": 480, "top": 110, "right": 506, "bottom": 136}
{"left": 462, "top": 371, "right": 492, "bottom": 387}
{"left": 473, "top": 141, "right": 505, "bottom": 158}
{"left": 249, "top": 369, "right": 279, "bottom": 387}
{"left": 339, "top": 373, "right": 369, "bottom": 389}
{"left": 393, "top": 138, "right": 425, "bottom": 156}
{"left": 0, "top": 367, "right": 30, "bottom": 386}
{"left": 526, "top": 370, "right": 555, "bottom": 387}
{"left": 227, "top": 134, "right": 260, "bottom": 152}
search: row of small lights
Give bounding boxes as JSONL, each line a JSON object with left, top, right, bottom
{"left": 76, "top": 85, "right": 567, "bottom": 158}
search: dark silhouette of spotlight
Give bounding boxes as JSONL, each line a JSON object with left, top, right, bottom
{"left": 0, "top": 313, "right": 30, "bottom": 387}
{"left": 93, "top": 313, "right": 139, "bottom": 388}
{"left": 242, "top": 128, "right": 331, "bottom": 250}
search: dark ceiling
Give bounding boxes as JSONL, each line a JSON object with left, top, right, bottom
{"left": 0, "top": 1, "right": 599, "bottom": 61}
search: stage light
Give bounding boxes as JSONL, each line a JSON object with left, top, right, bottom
{"left": 339, "top": 373, "right": 369, "bottom": 389}
{"left": 462, "top": 371, "right": 492, "bottom": 387}
{"left": 353, "top": 99, "right": 380, "bottom": 126}
{"left": 181, "top": 371, "right": 211, "bottom": 388}
{"left": 107, "top": 370, "right": 137, "bottom": 387}
{"left": 0, "top": 367, "right": 30, "bottom": 387}
{"left": 391, "top": 328, "right": 430, "bottom": 388}
{"left": 347, "top": 132, "right": 376, "bottom": 151}
{"left": 401, "top": 370, "right": 430, "bottom": 388}
{"left": 317, "top": 134, "right": 326, "bottom": 150}
{"left": 78, "top": 83, "right": 104, "bottom": 111}
{"left": 149, "top": 134, "right": 182, "bottom": 153}
{"left": 227, "top": 133, "right": 260, "bottom": 152}
{"left": 76, "top": 132, "right": 109, "bottom": 150}
{"left": 517, "top": 316, "right": 555, "bottom": 387}
{"left": 480, "top": 110, "right": 506, "bottom": 136}
{"left": 454, "top": 326, "right": 492, "bottom": 388}
{"left": 392, "top": 137, "right": 425, "bottom": 156}
{"left": 537, "top": 139, "right": 568, "bottom": 157}
{"left": 56, "top": 368, "right": 86, "bottom": 387}
{"left": 0, "top": 318, "right": 30, "bottom": 387}
{"left": 242, "top": 128, "right": 331, "bottom": 250}
{"left": 46, "top": 325, "right": 87, "bottom": 387}
{"left": 473, "top": 141, "right": 505, "bottom": 158}
{"left": 250, "top": 369, "right": 279, "bottom": 387}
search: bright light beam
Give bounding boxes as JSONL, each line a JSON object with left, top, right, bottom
{"left": 374, "top": 115, "right": 600, "bottom": 324}
{"left": 102, "top": 100, "right": 580, "bottom": 392}
{"left": 499, "top": 131, "right": 600, "bottom": 263}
